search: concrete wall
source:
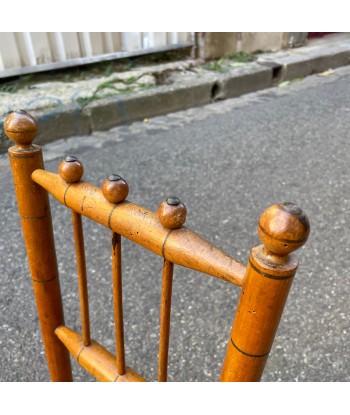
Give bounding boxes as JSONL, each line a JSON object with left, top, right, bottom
{"left": 240, "top": 32, "right": 290, "bottom": 53}
{"left": 196, "top": 32, "right": 238, "bottom": 60}
{"left": 198, "top": 32, "right": 306, "bottom": 60}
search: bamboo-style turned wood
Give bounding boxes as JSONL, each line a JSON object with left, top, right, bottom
{"left": 111, "top": 232, "right": 126, "bottom": 375}
{"left": 158, "top": 259, "right": 174, "bottom": 382}
{"left": 5, "top": 110, "right": 72, "bottom": 381}
{"left": 220, "top": 203, "right": 310, "bottom": 381}
{"left": 157, "top": 197, "right": 186, "bottom": 382}
{"left": 58, "top": 157, "right": 91, "bottom": 346}
{"left": 102, "top": 175, "right": 129, "bottom": 376}
{"left": 6, "top": 110, "right": 311, "bottom": 383}
{"left": 55, "top": 326, "right": 146, "bottom": 382}
{"left": 71, "top": 211, "right": 91, "bottom": 346}
{"left": 31, "top": 170, "right": 246, "bottom": 287}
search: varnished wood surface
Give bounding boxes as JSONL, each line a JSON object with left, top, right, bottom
{"left": 6, "top": 110, "right": 311, "bottom": 383}
{"left": 220, "top": 246, "right": 296, "bottom": 381}
{"left": 32, "top": 170, "right": 246, "bottom": 286}
{"left": 55, "top": 326, "right": 146, "bottom": 382}
{"left": 258, "top": 202, "right": 310, "bottom": 256}
{"left": 158, "top": 259, "right": 174, "bottom": 382}
{"left": 58, "top": 156, "right": 84, "bottom": 183}
{"left": 72, "top": 211, "right": 91, "bottom": 347}
{"left": 220, "top": 203, "right": 310, "bottom": 381}
{"left": 111, "top": 231, "right": 126, "bottom": 375}
{"left": 158, "top": 197, "right": 187, "bottom": 229}
{"left": 4, "top": 109, "right": 37, "bottom": 148}
{"left": 102, "top": 175, "right": 129, "bottom": 204}
{"left": 8, "top": 145, "right": 72, "bottom": 381}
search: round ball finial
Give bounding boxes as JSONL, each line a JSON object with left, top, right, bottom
{"left": 158, "top": 196, "right": 187, "bottom": 229}
{"left": 4, "top": 110, "right": 38, "bottom": 148}
{"left": 102, "top": 174, "right": 129, "bottom": 203}
{"left": 258, "top": 202, "right": 310, "bottom": 256}
{"left": 58, "top": 156, "right": 84, "bottom": 183}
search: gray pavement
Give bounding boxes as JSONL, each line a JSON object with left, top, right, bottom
{"left": 1, "top": 65, "right": 350, "bottom": 382}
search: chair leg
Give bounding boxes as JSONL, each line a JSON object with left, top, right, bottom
{"left": 220, "top": 203, "right": 310, "bottom": 381}
{"left": 6, "top": 111, "right": 72, "bottom": 381}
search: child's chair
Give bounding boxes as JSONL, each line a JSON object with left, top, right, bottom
{"left": 5, "top": 110, "right": 310, "bottom": 381}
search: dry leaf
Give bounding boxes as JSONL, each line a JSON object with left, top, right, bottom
{"left": 278, "top": 81, "right": 291, "bottom": 87}
{"left": 229, "top": 62, "right": 245, "bottom": 68}
{"left": 318, "top": 69, "right": 334, "bottom": 77}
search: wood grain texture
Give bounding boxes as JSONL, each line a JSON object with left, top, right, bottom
{"left": 32, "top": 170, "right": 246, "bottom": 286}
{"left": 220, "top": 246, "right": 296, "bottom": 381}
{"left": 157, "top": 198, "right": 187, "bottom": 229}
{"left": 72, "top": 211, "right": 91, "bottom": 347}
{"left": 220, "top": 203, "right": 310, "bottom": 381}
{"left": 7, "top": 144, "right": 72, "bottom": 382}
{"left": 111, "top": 231, "right": 126, "bottom": 375}
{"left": 258, "top": 202, "right": 310, "bottom": 256}
{"left": 7, "top": 110, "right": 311, "bottom": 383}
{"left": 55, "top": 326, "right": 146, "bottom": 382}
{"left": 102, "top": 175, "right": 129, "bottom": 204}
{"left": 58, "top": 156, "right": 84, "bottom": 183}
{"left": 158, "top": 259, "right": 174, "bottom": 382}
{"left": 4, "top": 109, "right": 37, "bottom": 148}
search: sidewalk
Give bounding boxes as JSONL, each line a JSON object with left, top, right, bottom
{"left": 1, "top": 33, "right": 350, "bottom": 152}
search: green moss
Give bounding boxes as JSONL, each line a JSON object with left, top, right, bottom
{"left": 75, "top": 80, "right": 155, "bottom": 108}
{"left": 0, "top": 49, "right": 191, "bottom": 94}
{"left": 225, "top": 51, "right": 256, "bottom": 62}
{"left": 204, "top": 59, "right": 227, "bottom": 73}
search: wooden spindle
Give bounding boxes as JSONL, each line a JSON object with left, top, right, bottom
{"left": 59, "top": 156, "right": 90, "bottom": 346}
{"left": 157, "top": 197, "right": 187, "bottom": 382}
{"left": 220, "top": 203, "right": 310, "bottom": 381}
{"left": 5, "top": 110, "right": 72, "bottom": 381}
{"left": 158, "top": 259, "right": 174, "bottom": 382}
{"left": 111, "top": 231, "right": 125, "bottom": 374}
{"left": 71, "top": 211, "right": 91, "bottom": 346}
{"left": 102, "top": 175, "right": 129, "bottom": 375}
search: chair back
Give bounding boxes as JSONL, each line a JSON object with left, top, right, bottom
{"left": 5, "top": 110, "right": 310, "bottom": 382}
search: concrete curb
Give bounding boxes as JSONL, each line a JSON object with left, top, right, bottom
{"left": 0, "top": 64, "right": 273, "bottom": 152}
{"left": 1, "top": 34, "right": 350, "bottom": 153}
{"left": 85, "top": 63, "right": 273, "bottom": 132}
{"left": 257, "top": 41, "right": 350, "bottom": 82}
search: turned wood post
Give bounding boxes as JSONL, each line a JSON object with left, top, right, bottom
{"left": 102, "top": 174, "right": 130, "bottom": 376}
{"left": 58, "top": 156, "right": 91, "bottom": 347}
{"left": 157, "top": 196, "right": 187, "bottom": 382}
{"left": 5, "top": 110, "right": 72, "bottom": 381}
{"left": 220, "top": 202, "right": 310, "bottom": 381}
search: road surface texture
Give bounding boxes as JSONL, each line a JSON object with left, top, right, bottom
{"left": 0, "top": 65, "right": 349, "bottom": 382}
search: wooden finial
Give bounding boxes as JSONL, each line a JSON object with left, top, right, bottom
{"left": 102, "top": 174, "right": 129, "bottom": 203}
{"left": 158, "top": 197, "right": 187, "bottom": 229}
{"left": 4, "top": 110, "right": 38, "bottom": 149}
{"left": 258, "top": 202, "right": 310, "bottom": 256}
{"left": 58, "top": 156, "right": 84, "bottom": 183}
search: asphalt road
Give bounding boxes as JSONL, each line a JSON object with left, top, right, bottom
{"left": 1, "top": 65, "right": 349, "bottom": 382}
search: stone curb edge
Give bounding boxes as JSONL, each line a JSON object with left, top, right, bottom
{"left": 1, "top": 45, "right": 350, "bottom": 152}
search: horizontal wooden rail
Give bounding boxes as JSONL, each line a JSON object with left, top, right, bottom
{"left": 32, "top": 170, "right": 246, "bottom": 287}
{"left": 55, "top": 326, "right": 146, "bottom": 382}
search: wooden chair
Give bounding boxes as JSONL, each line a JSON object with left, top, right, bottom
{"left": 5, "top": 110, "right": 310, "bottom": 382}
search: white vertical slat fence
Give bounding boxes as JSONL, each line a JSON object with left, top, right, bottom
{"left": 0, "top": 32, "right": 194, "bottom": 78}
